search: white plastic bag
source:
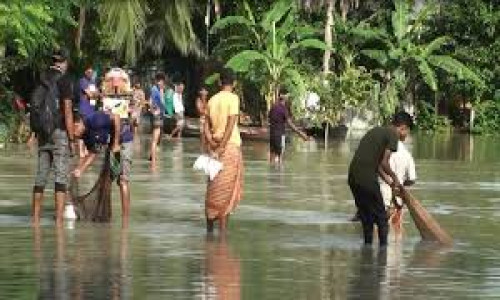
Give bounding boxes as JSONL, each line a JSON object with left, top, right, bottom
{"left": 64, "top": 203, "right": 77, "bottom": 220}
{"left": 193, "top": 155, "right": 223, "bottom": 181}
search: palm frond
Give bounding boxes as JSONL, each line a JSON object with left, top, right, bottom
{"left": 392, "top": 0, "right": 410, "bottom": 42}
{"left": 428, "top": 55, "right": 484, "bottom": 85}
{"left": 360, "top": 49, "right": 389, "bottom": 66}
{"left": 210, "top": 16, "right": 254, "bottom": 34}
{"left": 100, "top": 0, "right": 146, "bottom": 64}
{"left": 261, "top": 0, "right": 293, "bottom": 31}
{"left": 225, "top": 50, "right": 269, "bottom": 73}
{"left": 417, "top": 59, "right": 438, "bottom": 91}
{"left": 423, "top": 36, "right": 452, "bottom": 57}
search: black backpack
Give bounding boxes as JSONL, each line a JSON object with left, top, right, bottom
{"left": 30, "top": 71, "right": 62, "bottom": 141}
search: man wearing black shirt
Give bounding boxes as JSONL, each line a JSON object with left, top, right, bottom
{"left": 348, "top": 112, "right": 413, "bottom": 246}
{"left": 31, "top": 50, "right": 75, "bottom": 226}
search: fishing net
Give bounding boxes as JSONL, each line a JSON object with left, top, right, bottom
{"left": 69, "top": 150, "right": 114, "bottom": 222}
{"left": 401, "top": 189, "right": 453, "bottom": 246}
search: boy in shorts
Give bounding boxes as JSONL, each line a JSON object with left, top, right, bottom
{"left": 72, "top": 111, "right": 133, "bottom": 220}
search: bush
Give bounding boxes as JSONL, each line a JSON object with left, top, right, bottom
{"left": 416, "top": 102, "right": 451, "bottom": 132}
{"left": 471, "top": 100, "right": 500, "bottom": 134}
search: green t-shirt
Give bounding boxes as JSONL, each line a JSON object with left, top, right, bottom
{"left": 164, "top": 88, "right": 175, "bottom": 116}
{"left": 348, "top": 126, "right": 398, "bottom": 189}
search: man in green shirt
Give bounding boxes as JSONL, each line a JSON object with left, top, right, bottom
{"left": 348, "top": 111, "right": 414, "bottom": 247}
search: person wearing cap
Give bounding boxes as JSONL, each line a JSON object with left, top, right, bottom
{"left": 31, "top": 49, "right": 76, "bottom": 226}
{"left": 268, "top": 88, "right": 310, "bottom": 165}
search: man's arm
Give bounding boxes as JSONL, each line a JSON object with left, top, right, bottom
{"left": 72, "top": 152, "right": 97, "bottom": 177}
{"left": 63, "top": 98, "right": 75, "bottom": 154}
{"left": 379, "top": 149, "right": 401, "bottom": 188}
{"left": 286, "top": 117, "right": 309, "bottom": 140}
{"left": 111, "top": 113, "right": 121, "bottom": 153}
{"left": 215, "top": 115, "right": 237, "bottom": 156}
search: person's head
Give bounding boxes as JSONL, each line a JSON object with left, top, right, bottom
{"left": 199, "top": 86, "right": 208, "bottom": 98}
{"left": 391, "top": 111, "right": 414, "bottom": 141}
{"left": 84, "top": 65, "right": 93, "bottom": 80}
{"left": 73, "top": 114, "right": 86, "bottom": 138}
{"left": 175, "top": 82, "right": 185, "bottom": 94}
{"left": 278, "top": 87, "right": 289, "bottom": 103}
{"left": 219, "top": 69, "right": 235, "bottom": 89}
{"left": 51, "top": 48, "right": 69, "bottom": 73}
{"left": 155, "top": 72, "right": 166, "bottom": 89}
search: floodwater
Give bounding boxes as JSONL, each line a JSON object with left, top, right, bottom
{"left": 0, "top": 132, "right": 499, "bottom": 299}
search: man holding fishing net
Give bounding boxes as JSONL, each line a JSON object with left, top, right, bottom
{"left": 348, "top": 111, "right": 414, "bottom": 247}
{"left": 72, "top": 110, "right": 133, "bottom": 221}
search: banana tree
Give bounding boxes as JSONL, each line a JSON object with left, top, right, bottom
{"left": 211, "top": 0, "right": 327, "bottom": 113}
{"left": 356, "top": 0, "right": 483, "bottom": 120}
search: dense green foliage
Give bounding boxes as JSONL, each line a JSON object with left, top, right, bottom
{"left": 0, "top": 0, "right": 498, "bottom": 142}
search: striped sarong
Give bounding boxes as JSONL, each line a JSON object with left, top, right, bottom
{"left": 205, "top": 144, "right": 243, "bottom": 220}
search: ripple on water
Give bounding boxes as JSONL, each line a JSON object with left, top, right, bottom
{"left": 237, "top": 205, "right": 351, "bottom": 225}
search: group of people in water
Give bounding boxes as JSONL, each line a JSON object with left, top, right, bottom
{"left": 28, "top": 49, "right": 417, "bottom": 247}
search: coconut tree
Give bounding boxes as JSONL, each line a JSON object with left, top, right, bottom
{"left": 211, "top": 0, "right": 327, "bottom": 113}
{"left": 356, "top": 0, "right": 483, "bottom": 119}
{"left": 99, "top": 0, "right": 201, "bottom": 64}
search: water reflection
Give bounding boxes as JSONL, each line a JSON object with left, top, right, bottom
{"left": 200, "top": 236, "right": 241, "bottom": 300}
{"left": 34, "top": 225, "right": 131, "bottom": 300}
{"left": 348, "top": 247, "right": 387, "bottom": 300}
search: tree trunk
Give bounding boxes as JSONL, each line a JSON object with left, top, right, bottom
{"left": 340, "top": 0, "right": 349, "bottom": 21}
{"left": 323, "top": 0, "right": 335, "bottom": 75}
{"left": 324, "top": 122, "right": 329, "bottom": 150}
{"left": 75, "top": 6, "right": 86, "bottom": 56}
{"left": 434, "top": 92, "right": 439, "bottom": 117}
{"left": 214, "top": 0, "right": 221, "bottom": 20}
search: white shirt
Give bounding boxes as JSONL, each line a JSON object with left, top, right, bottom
{"left": 380, "top": 141, "right": 417, "bottom": 207}
{"left": 173, "top": 92, "right": 184, "bottom": 114}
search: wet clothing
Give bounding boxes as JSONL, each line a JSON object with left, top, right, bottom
{"left": 205, "top": 144, "right": 243, "bottom": 220}
{"left": 79, "top": 77, "right": 97, "bottom": 118}
{"left": 348, "top": 126, "right": 399, "bottom": 246}
{"left": 269, "top": 102, "right": 289, "bottom": 155}
{"left": 349, "top": 179, "right": 388, "bottom": 246}
{"left": 34, "top": 68, "right": 73, "bottom": 192}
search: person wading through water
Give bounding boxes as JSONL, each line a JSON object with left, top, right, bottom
{"left": 204, "top": 69, "right": 244, "bottom": 234}
{"left": 348, "top": 111, "right": 413, "bottom": 247}
{"left": 72, "top": 110, "right": 133, "bottom": 222}
{"left": 268, "top": 88, "right": 310, "bottom": 165}
{"left": 149, "top": 72, "right": 166, "bottom": 170}
{"left": 31, "top": 49, "right": 75, "bottom": 226}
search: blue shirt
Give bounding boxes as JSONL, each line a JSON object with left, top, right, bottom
{"left": 150, "top": 85, "right": 165, "bottom": 115}
{"left": 83, "top": 112, "right": 133, "bottom": 153}
{"left": 79, "top": 77, "right": 96, "bottom": 118}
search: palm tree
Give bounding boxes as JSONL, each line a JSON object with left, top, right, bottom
{"left": 356, "top": 0, "right": 482, "bottom": 118}
{"left": 99, "top": 0, "right": 201, "bottom": 64}
{"left": 211, "top": 0, "right": 327, "bottom": 112}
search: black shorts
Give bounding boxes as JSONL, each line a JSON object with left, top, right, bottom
{"left": 270, "top": 134, "right": 284, "bottom": 155}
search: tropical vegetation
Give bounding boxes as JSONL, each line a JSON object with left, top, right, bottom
{"left": 0, "top": 0, "right": 498, "bottom": 143}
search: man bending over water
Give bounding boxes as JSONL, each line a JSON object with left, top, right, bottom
{"left": 348, "top": 111, "right": 413, "bottom": 247}
{"left": 72, "top": 111, "right": 133, "bottom": 220}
